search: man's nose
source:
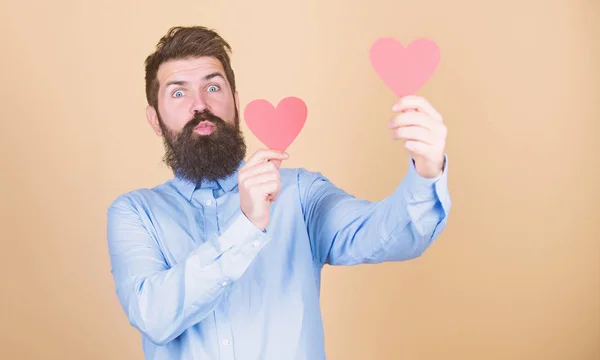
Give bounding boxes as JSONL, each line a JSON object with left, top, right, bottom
{"left": 190, "top": 92, "right": 209, "bottom": 114}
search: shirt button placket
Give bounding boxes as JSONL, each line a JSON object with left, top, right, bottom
{"left": 201, "top": 193, "right": 235, "bottom": 359}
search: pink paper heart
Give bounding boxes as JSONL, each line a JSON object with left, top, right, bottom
{"left": 369, "top": 37, "right": 440, "bottom": 97}
{"left": 243, "top": 96, "right": 307, "bottom": 151}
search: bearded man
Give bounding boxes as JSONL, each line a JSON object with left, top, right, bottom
{"left": 106, "top": 25, "right": 452, "bottom": 360}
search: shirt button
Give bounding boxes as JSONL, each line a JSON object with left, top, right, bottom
{"left": 222, "top": 339, "right": 229, "bottom": 346}
{"left": 205, "top": 199, "right": 213, "bottom": 206}
{"left": 252, "top": 241, "right": 260, "bottom": 248}
{"left": 221, "top": 281, "right": 228, "bottom": 287}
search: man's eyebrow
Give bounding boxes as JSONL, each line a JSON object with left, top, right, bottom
{"left": 164, "top": 72, "right": 225, "bottom": 88}
{"left": 164, "top": 80, "right": 188, "bottom": 87}
{"left": 203, "top": 72, "right": 225, "bottom": 81}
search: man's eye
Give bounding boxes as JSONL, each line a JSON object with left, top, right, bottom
{"left": 173, "top": 90, "right": 184, "bottom": 98}
{"left": 207, "top": 85, "right": 220, "bottom": 92}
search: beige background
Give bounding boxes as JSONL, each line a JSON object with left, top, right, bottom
{"left": 1, "top": 0, "right": 598, "bottom": 359}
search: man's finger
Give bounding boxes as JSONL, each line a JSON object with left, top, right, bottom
{"left": 268, "top": 159, "right": 282, "bottom": 169}
{"left": 392, "top": 96, "right": 443, "bottom": 123}
{"left": 241, "top": 172, "right": 280, "bottom": 188}
{"left": 245, "top": 149, "right": 289, "bottom": 167}
{"left": 403, "top": 140, "right": 431, "bottom": 156}
{"left": 392, "top": 126, "right": 434, "bottom": 144}
{"left": 387, "top": 111, "right": 436, "bottom": 131}
{"left": 239, "top": 160, "right": 280, "bottom": 182}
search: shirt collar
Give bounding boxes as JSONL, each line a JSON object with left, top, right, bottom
{"left": 171, "top": 160, "right": 245, "bottom": 201}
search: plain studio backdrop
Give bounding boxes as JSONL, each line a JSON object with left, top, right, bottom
{"left": 0, "top": 0, "right": 598, "bottom": 359}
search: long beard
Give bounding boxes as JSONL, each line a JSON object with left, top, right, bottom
{"left": 158, "top": 109, "right": 246, "bottom": 184}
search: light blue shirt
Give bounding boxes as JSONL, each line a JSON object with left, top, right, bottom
{"left": 106, "top": 156, "right": 451, "bottom": 360}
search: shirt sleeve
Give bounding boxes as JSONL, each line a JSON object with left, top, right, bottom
{"left": 106, "top": 198, "right": 270, "bottom": 346}
{"left": 299, "top": 154, "right": 451, "bottom": 267}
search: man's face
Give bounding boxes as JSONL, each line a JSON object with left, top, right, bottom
{"left": 146, "top": 56, "right": 246, "bottom": 184}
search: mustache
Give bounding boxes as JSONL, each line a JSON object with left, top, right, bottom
{"left": 183, "top": 110, "right": 227, "bottom": 132}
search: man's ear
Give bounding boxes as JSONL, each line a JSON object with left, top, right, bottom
{"left": 146, "top": 105, "right": 162, "bottom": 136}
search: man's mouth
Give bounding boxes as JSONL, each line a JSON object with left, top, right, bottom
{"left": 193, "top": 121, "right": 216, "bottom": 135}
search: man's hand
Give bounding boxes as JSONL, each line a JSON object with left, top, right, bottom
{"left": 387, "top": 95, "right": 447, "bottom": 178}
{"left": 238, "top": 149, "right": 289, "bottom": 231}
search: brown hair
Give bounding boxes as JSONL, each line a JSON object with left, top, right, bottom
{"left": 144, "top": 26, "right": 237, "bottom": 110}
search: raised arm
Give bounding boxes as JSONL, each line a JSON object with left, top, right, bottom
{"left": 300, "top": 156, "right": 450, "bottom": 267}
{"left": 302, "top": 95, "right": 451, "bottom": 267}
